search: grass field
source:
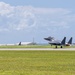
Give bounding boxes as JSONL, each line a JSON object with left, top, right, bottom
{"left": 0, "top": 50, "right": 75, "bottom": 75}
{"left": 0, "top": 45, "right": 51, "bottom": 48}
{"left": 0, "top": 45, "right": 74, "bottom": 48}
{"left": 0, "top": 45, "right": 57, "bottom": 48}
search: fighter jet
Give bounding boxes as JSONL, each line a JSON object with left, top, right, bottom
{"left": 44, "top": 36, "right": 73, "bottom": 48}
{"left": 44, "top": 37, "right": 66, "bottom": 48}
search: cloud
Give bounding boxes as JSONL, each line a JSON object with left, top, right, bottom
{"left": 34, "top": 8, "right": 71, "bottom": 15}
{"left": 0, "top": 2, "right": 74, "bottom": 32}
{"left": 0, "top": 2, "right": 14, "bottom": 16}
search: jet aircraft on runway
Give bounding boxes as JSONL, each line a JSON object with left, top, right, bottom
{"left": 44, "top": 36, "right": 73, "bottom": 48}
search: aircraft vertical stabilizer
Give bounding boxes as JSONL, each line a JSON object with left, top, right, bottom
{"left": 68, "top": 37, "right": 72, "bottom": 44}
{"left": 61, "top": 37, "right": 66, "bottom": 45}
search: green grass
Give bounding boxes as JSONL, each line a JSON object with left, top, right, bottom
{"left": 0, "top": 45, "right": 75, "bottom": 48}
{"left": 0, "top": 45, "right": 51, "bottom": 48}
{"left": 0, "top": 50, "right": 75, "bottom": 75}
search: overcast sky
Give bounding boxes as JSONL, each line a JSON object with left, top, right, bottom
{"left": 0, "top": 0, "right": 75, "bottom": 44}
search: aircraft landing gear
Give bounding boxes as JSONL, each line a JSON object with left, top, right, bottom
{"left": 60, "top": 46, "right": 63, "bottom": 48}
{"left": 55, "top": 45, "right": 57, "bottom": 48}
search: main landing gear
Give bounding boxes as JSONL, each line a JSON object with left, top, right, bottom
{"left": 55, "top": 45, "right": 57, "bottom": 48}
{"left": 60, "top": 46, "right": 63, "bottom": 48}
{"left": 55, "top": 45, "right": 63, "bottom": 48}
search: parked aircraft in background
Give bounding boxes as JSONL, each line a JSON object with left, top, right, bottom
{"left": 18, "top": 42, "right": 36, "bottom": 45}
{"left": 44, "top": 36, "right": 73, "bottom": 48}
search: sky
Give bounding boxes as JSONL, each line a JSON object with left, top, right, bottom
{"left": 0, "top": 0, "right": 75, "bottom": 44}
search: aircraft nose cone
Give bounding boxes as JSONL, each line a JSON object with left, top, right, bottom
{"left": 44, "top": 38, "right": 51, "bottom": 41}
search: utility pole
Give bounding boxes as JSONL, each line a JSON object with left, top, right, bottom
{"left": 33, "top": 37, "right": 35, "bottom": 45}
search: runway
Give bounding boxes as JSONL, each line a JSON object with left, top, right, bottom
{"left": 0, "top": 48, "right": 75, "bottom": 51}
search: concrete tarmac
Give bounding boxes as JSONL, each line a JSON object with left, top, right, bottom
{"left": 0, "top": 48, "right": 75, "bottom": 51}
